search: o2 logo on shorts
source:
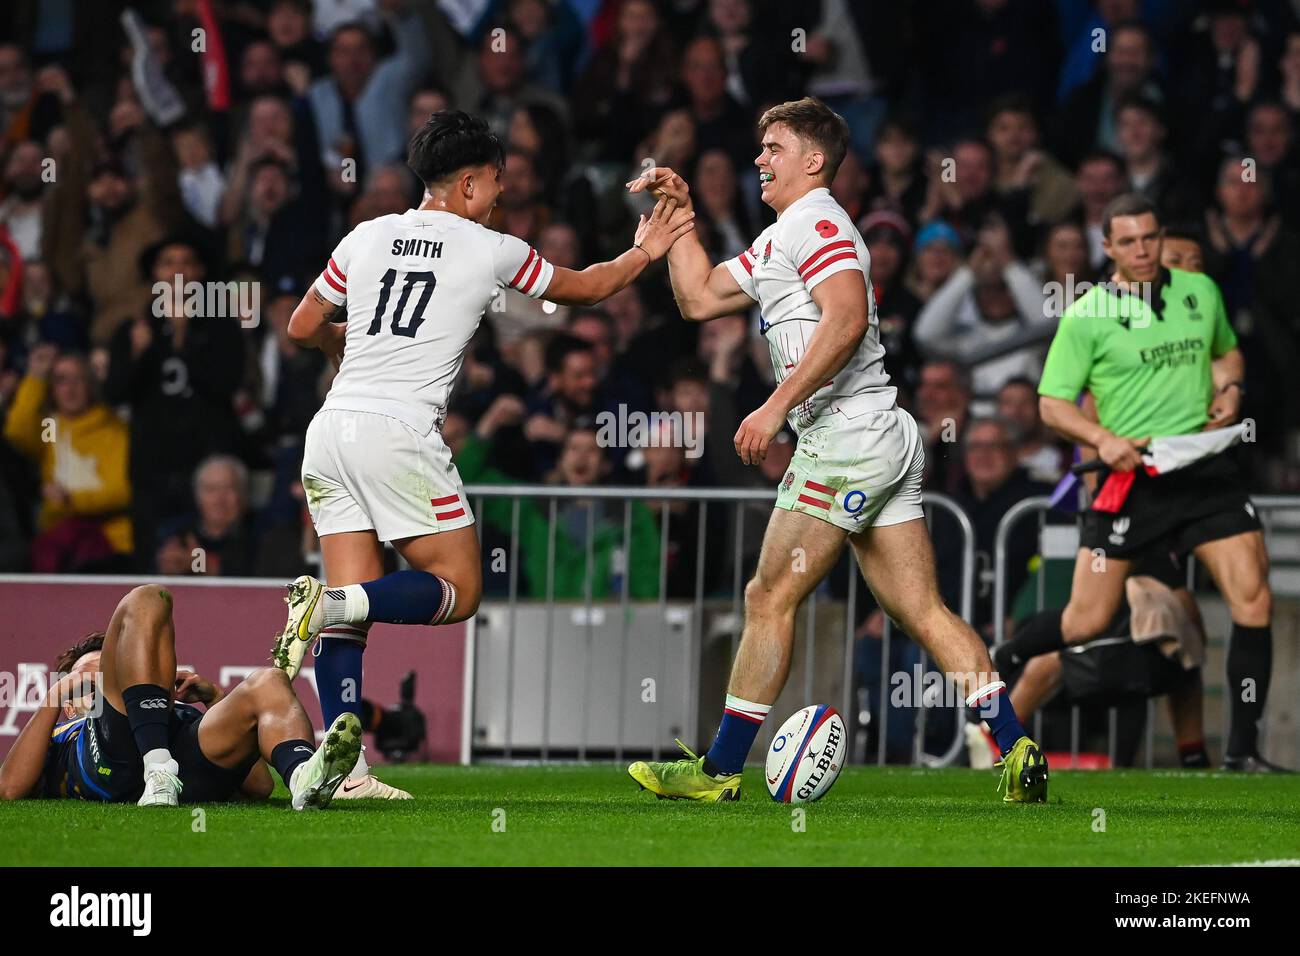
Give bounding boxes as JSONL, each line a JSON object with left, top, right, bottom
{"left": 815, "top": 219, "right": 839, "bottom": 238}
{"left": 843, "top": 489, "right": 868, "bottom": 515}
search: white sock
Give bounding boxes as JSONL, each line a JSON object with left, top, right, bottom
{"left": 142, "top": 748, "right": 174, "bottom": 771}
{"left": 349, "top": 746, "right": 370, "bottom": 780}
{"left": 321, "top": 584, "right": 370, "bottom": 626}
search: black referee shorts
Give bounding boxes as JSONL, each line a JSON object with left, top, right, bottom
{"left": 1079, "top": 451, "right": 1261, "bottom": 560}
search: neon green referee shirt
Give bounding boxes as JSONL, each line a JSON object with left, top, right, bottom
{"left": 1038, "top": 268, "right": 1238, "bottom": 439}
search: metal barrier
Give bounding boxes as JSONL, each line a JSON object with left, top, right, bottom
{"left": 462, "top": 483, "right": 975, "bottom": 767}
{"left": 992, "top": 494, "right": 1300, "bottom": 768}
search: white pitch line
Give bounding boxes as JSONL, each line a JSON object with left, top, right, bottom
{"left": 1186, "top": 859, "right": 1300, "bottom": 867}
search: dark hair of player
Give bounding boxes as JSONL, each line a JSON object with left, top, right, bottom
{"left": 406, "top": 109, "right": 505, "bottom": 190}
{"left": 1101, "top": 193, "right": 1160, "bottom": 239}
{"left": 757, "top": 97, "right": 850, "bottom": 181}
{"left": 53, "top": 632, "right": 105, "bottom": 674}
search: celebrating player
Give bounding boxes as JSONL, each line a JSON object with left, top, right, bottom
{"left": 625, "top": 97, "right": 1048, "bottom": 802}
{"left": 0, "top": 585, "right": 361, "bottom": 809}
{"left": 274, "top": 110, "right": 695, "bottom": 798}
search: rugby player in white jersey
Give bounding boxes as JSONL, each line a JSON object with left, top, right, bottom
{"left": 626, "top": 97, "right": 1048, "bottom": 802}
{"left": 272, "top": 110, "right": 694, "bottom": 798}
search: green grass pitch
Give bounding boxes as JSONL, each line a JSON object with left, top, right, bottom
{"left": 3, "top": 766, "right": 1297, "bottom": 867}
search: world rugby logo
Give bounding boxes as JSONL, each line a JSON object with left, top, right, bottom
{"left": 1109, "top": 516, "right": 1130, "bottom": 546}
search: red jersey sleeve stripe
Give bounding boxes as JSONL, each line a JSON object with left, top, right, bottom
{"left": 520, "top": 254, "right": 545, "bottom": 294}
{"left": 737, "top": 252, "right": 753, "bottom": 275}
{"left": 328, "top": 258, "right": 347, "bottom": 282}
{"left": 322, "top": 269, "right": 346, "bottom": 294}
{"left": 801, "top": 250, "right": 860, "bottom": 282}
{"left": 798, "top": 239, "right": 855, "bottom": 275}
{"left": 509, "top": 248, "right": 537, "bottom": 288}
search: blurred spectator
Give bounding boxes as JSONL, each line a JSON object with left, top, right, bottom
{"left": 1072, "top": 150, "right": 1128, "bottom": 270}
{"left": 1244, "top": 101, "right": 1300, "bottom": 229}
{"left": 996, "top": 376, "right": 1068, "bottom": 483}
{"left": 692, "top": 148, "right": 752, "bottom": 260}
{"left": 1037, "top": 220, "right": 1095, "bottom": 317}
{"left": 944, "top": 416, "right": 1054, "bottom": 636}
{"left": 155, "top": 454, "right": 255, "bottom": 576}
{"left": 105, "top": 236, "right": 244, "bottom": 567}
{"left": 0, "top": 139, "right": 46, "bottom": 260}
{"left": 525, "top": 333, "right": 604, "bottom": 479}
{"left": 916, "top": 358, "right": 972, "bottom": 496}
{"left": 42, "top": 70, "right": 182, "bottom": 343}
{"left": 1113, "top": 95, "right": 1198, "bottom": 224}
{"left": 906, "top": 219, "right": 963, "bottom": 302}
{"left": 986, "top": 94, "right": 1078, "bottom": 229}
{"left": 1204, "top": 154, "right": 1300, "bottom": 468}
{"left": 913, "top": 219, "right": 1054, "bottom": 401}
{"left": 865, "top": 116, "right": 926, "bottom": 222}
{"left": 573, "top": 0, "right": 677, "bottom": 163}
{"left": 459, "top": 420, "right": 661, "bottom": 598}
{"left": 859, "top": 211, "right": 922, "bottom": 393}
{"left": 1057, "top": 19, "right": 1164, "bottom": 165}
{"left": 170, "top": 122, "right": 225, "bottom": 230}
{"left": 3, "top": 344, "right": 132, "bottom": 571}
{"left": 493, "top": 148, "right": 550, "bottom": 242}
{"left": 307, "top": 7, "right": 429, "bottom": 184}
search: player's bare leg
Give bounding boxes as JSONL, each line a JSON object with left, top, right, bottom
{"left": 629, "top": 510, "right": 845, "bottom": 800}
{"left": 727, "top": 510, "right": 846, "bottom": 702}
{"left": 271, "top": 530, "right": 420, "bottom": 799}
{"left": 1192, "top": 530, "right": 1284, "bottom": 770}
{"left": 994, "top": 548, "right": 1133, "bottom": 676}
{"left": 1008, "top": 653, "right": 1064, "bottom": 724}
{"left": 198, "top": 668, "right": 362, "bottom": 810}
{"left": 851, "top": 518, "right": 1047, "bottom": 801}
{"left": 100, "top": 586, "right": 183, "bottom": 806}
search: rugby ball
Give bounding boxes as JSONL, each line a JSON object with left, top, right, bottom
{"left": 765, "top": 704, "right": 847, "bottom": 803}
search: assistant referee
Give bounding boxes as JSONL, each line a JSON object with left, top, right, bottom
{"left": 1003, "top": 194, "right": 1282, "bottom": 772}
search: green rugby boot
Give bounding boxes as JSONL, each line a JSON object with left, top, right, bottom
{"left": 628, "top": 740, "right": 741, "bottom": 802}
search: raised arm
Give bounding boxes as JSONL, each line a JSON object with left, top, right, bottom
{"left": 544, "top": 197, "right": 695, "bottom": 307}
{"left": 627, "top": 167, "right": 755, "bottom": 320}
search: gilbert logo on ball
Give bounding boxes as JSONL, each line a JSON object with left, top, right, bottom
{"left": 765, "top": 704, "right": 846, "bottom": 803}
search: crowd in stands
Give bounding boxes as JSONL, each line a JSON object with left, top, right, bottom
{"left": 1, "top": 0, "right": 1298, "bottom": 607}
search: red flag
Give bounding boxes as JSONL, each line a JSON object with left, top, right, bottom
{"left": 195, "top": 0, "right": 230, "bottom": 112}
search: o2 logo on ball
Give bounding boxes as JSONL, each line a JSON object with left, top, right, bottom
{"left": 765, "top": 704, "right": 847, "bottom": 803}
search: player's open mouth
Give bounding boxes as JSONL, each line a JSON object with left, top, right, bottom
{"left": 759, "top": 171, "right": 775, "bottom": 186}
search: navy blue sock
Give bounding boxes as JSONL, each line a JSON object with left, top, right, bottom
{"left": 360, "top": 570, "right": 453, "bottom": 625}
{"left": 970, "top": 684, "right": 1028, "bottom": 756}
{"left": 121, "top": 684, "right": 171, "bottom": 757}
{"left": 702, "top": 696, "right": 771, "bottom": 775}
{"left": 271, "top": 738, "right": 315, "bottom": 788}
{"left": 314, "top": 630, "right": 365, "bottom": 728}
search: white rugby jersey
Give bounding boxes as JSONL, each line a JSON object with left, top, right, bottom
{"left": 313, "top": 209, "right": 554, "bottom": 435}
{"left": 724, "top": 187, "right": 895, "bottom": 432}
